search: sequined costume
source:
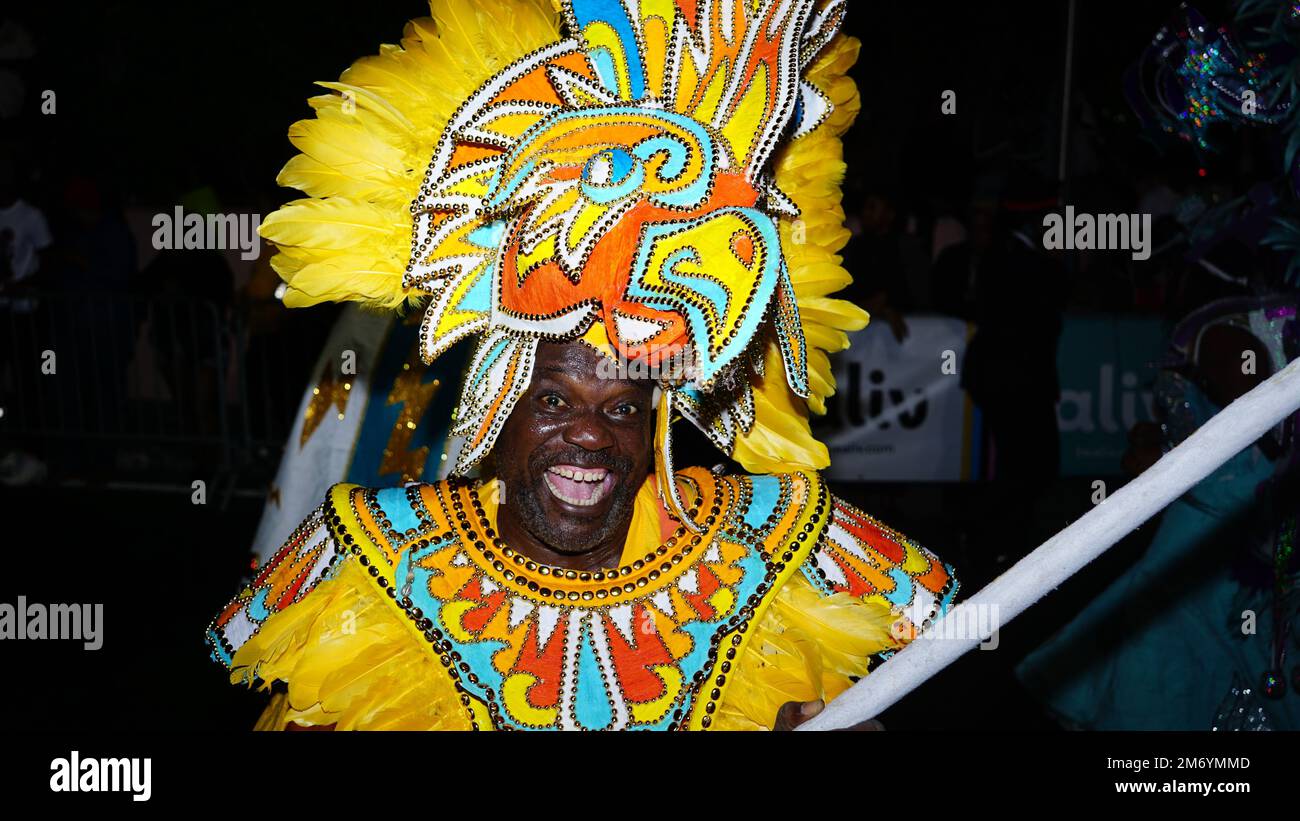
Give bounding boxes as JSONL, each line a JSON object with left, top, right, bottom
{"left": 205, "top": 0, "right": 960, "bottom": 730}
{"left": 1016, "top": 296, "right": 1300, "bottom": 730}
{"left": 209, "top": 468, "right": 956, "bottom": 730}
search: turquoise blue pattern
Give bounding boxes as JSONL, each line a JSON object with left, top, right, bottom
{"left": 743, "top": 475, "right": 780, "bottom": 532}
{"left": 374, "top": 487, "right": 422, "bottom": 536}
{"left": 570, "top": 0, "right": 647, "bottom": 100}
{"left": 394, "top": 473, "right": 795, "bottom": 730}
{"left": 574, "top": 622, "right": 614, "bottom": 729}
{"left": 882, "top": 567, "right": 914, "bottom": 608}
{"left": 247, "top": 588, "right": 271, "bottom": 622}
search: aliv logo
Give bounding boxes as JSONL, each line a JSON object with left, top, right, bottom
{"left": 820, "top": 365, "right": 929, "bottom": 430}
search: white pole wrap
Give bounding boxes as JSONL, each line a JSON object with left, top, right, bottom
{"left": 799, "top": 356, "right": 1300, "bottom": 731}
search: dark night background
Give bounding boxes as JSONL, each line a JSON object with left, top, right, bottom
{"left": 0, "top": 0, "right": 1291, "bottom": 734}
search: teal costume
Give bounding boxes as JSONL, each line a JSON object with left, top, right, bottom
{"left": 1017, "top": 299, "right": 1300, "bottom": 730}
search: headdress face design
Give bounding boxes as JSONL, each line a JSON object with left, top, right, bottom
{"left": 261, "top": 0, "right": 868, "bottom": 526}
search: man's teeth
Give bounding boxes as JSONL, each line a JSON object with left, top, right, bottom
{"left": 548, "top": 466, "right": 608, "bottom": 482}
{"left": 544, "top": 466, "right": 613, "bottom": 507}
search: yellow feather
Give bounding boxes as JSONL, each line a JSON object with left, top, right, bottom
{"left": 276, "top": 155, "right": 408, "bottom": 206}
{"left": 286, "top": 116, "right": 409, "bottom": 186}
{"left": 722, "top": 32, "right": 867, "bottom": 474}
{"left": 711, "top": 571, "right": 898, "bottom": 730}
{"left": 263, "top": 0, "right": 561, "bottom": 313}
{"left": 230, "top": 560, "right": 472, "bottom": 730}
{"left": 732, "top": 343, "right": 827, "bottom": 472}
{"left": 260, "top": 198, "right": 401, "bottom": 250}
{"left": 798, "top": 296, "right": 870, "bottom": 333}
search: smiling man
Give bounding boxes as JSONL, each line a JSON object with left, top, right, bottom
{"left": 204, "top": 0, "right": 959, "bottom": 731}
{"left": 491, "top": 343, "right": 655, "bottom": 573}
{"left": 205, "top": 336, "right": 958, "bottom": 731}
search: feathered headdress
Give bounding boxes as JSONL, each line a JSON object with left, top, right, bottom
{"left": 261, "top": 0, "right": 868, "bottom": 528}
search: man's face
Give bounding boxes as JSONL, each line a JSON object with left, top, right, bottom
{"left": 491, "top": 341, "right": 655, "bottom": 556}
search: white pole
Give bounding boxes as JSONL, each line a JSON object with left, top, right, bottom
{"left": 800, "top": 356, "right": 1300, "bottom": 730}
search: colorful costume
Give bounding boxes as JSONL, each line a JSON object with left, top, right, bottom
{"left": 206, "top": 0, "right": 959, "bottom": 730}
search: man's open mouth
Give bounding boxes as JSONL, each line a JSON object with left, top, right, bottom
{"left": 543, "top": 465, "right": 616, "bottom": 508}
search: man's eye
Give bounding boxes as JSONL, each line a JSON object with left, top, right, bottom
{"left": 542, "top": 393, "right": 567, "bottom": 408}
{"left": 613, "top": 403, "right": 639, "bottom": 416}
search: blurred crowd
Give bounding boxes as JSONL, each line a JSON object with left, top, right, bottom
{"left": 0, "top": 15, "right": 337, "bottom": 488}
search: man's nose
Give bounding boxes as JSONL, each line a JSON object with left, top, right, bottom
{"left": 562, "top": 410, "right": 615, "bottom": 451}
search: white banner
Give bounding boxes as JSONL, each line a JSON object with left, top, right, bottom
{"left": 818, "top": 315, "right": 977, "bottom": 482}
{"left": 250, "top": 305, "right": 393, "bottom": 561}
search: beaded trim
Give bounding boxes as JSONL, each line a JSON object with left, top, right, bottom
{"left": 397, "top": 1, "right": 848, "bottom": 486}
{"left": 800, "top": 496, "right": 961, "bottom": 634}
{"left": 357, "top": 468, "right": 826, "bottom": 730}
{"left": 203, "top": 468, "right": 962, "bottom": 731}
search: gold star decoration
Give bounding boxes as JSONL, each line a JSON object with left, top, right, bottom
{"left": 380, "top": 316, "right": 442, "bottom": 483}
{"left": 300, "top": 362, "right": 352, "bottom": 449}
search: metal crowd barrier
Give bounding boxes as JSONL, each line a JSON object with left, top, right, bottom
{"left": 0, "top": 290, "right": 315, "bottom": 503}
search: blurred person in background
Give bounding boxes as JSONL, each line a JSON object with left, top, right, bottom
{"left": 41, "top": 176, "right": 138, "bottom": 477}
{"left": 1017, "top": 296, "right": 1299, "bottom": 730}
{"left": 932, "top": 176, "right": 1068, "bottom": 570}
{"left": 841, "top": 187, "right": 911, "bottom": 343}
{"left": 0, "top": 147, "right": 52, "bottom": 485}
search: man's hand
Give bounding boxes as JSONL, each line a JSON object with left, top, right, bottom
{"left": 772, "top": 699, "right": 885, "bottom": 731}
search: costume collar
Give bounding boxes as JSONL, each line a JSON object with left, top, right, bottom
{"left": 325, "top": 468, "right": 829, "bottom": 730}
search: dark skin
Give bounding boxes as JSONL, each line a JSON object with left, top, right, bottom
{"left": 286, "top": 340, "right": 880, "bottom": 730}
{"left": 1123, "top": 324, "right": 1274, "bottom": 476}
{"left": 490, "top": 341, "right": 656, "bottom": 571}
